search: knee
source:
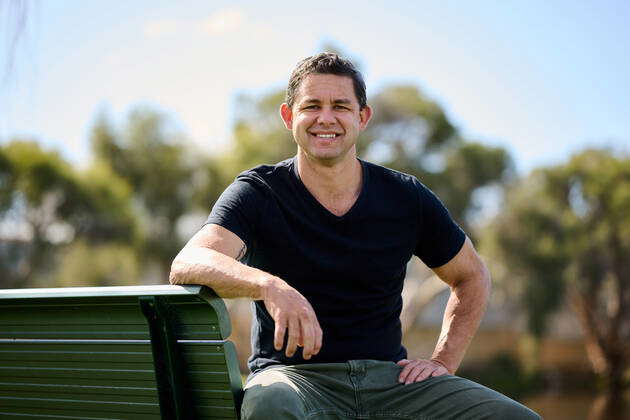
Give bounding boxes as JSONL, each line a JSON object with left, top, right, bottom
{"left": 485, "top": 398, "right": 541, "bottom": 420}
{"left": 241, "top": 382, "right": 305, "bottom": 420}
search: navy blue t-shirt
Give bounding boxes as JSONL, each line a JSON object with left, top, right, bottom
{"left": 206, "top": 157, "right": 465, "bottom": 372}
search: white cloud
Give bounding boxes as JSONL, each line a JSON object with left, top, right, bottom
{"left": 200, "top": 8, "right": 244, "bottom": 35}
{"left": 143, "top": 19, "right": 181, "bottom": 37}
{"left": 143, "top": 8, "right": 245, "bottom": 39}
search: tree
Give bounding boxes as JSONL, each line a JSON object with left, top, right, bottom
{"left": 54, "top": 240, "right": 140, "bottom": 287}
{"left": 0, "top": 140, "right": 136, "bottom": 288}
{"left": 483, "top": 148, "right": 630, "bottom": 405}
{"left": 90, "top": 108, "right": 214, "bottom": 280}
{"left": 222, "top": 90, "right": 296, "bottom": 176}
{"left": 0, "top": 147, "right": 15, "bottom": 212}
{"left": 360, "top": 84, "right": 513, "bottom": 232}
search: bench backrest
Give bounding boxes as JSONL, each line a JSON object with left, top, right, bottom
{"left": 0, "top": 285, "right": 242, "bottom": 419}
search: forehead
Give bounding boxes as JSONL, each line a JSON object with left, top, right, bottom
{"left": 295, "top": 74, "right": 357, "bottom": 104}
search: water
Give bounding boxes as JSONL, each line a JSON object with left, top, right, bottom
{"left": 524, "top": 393, "right": 629, "bottom": 420}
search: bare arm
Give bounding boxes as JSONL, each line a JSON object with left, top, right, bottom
{"left": 170, "top": 223, "right": 268, "bottom": 298}
{"left": 430, "top": 236, "right": 490, "bottom": 371}
{"left": 170, "top": 224, "right": 322, "bottom": 359}
{"left": 398, "top": 237, "right": 491, "bottom": 383}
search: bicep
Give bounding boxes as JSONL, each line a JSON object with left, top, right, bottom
{"left": 184, "top": 224, "right": 247, "bottom": 261}
{"left": 431, "top": 237, "right": 489, "bottom": 288}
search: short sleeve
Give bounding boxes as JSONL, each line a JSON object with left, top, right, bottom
{"left": 205, "top": 178, "right": 266, "bottom": 250}
{"left": 413, "top": 180, "right": 466, "bottom": 268}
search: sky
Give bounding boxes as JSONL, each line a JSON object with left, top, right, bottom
{"left": 1, "top": 0, "right": 629, "bottom": 174}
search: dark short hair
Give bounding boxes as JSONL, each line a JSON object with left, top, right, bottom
{"left": 286, "top": 53, "right": 367, "bottom": 109}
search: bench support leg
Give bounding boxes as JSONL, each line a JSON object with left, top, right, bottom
{"left": 139, "top": 296, "right": 189, "bottom": 420}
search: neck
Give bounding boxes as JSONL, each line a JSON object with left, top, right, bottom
{"left": 296, "top": 148, "right": 362, "bottom": 201}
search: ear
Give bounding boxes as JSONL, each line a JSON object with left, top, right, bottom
{"left": 279, "top": 103, "right": 293, "bottom": 130}
{"left": 359, "top": 105, "right": 373, "bottom": 130}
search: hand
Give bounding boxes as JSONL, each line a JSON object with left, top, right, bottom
{"left": 396, "top": 359, "right": 450, "bottom": 384}
{"left": 261, "top": 277, "right": 323, "bottom": 360}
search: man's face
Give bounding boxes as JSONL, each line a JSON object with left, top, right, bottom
{"left": 280, "top": 74, "right": 372, "bottom": 165}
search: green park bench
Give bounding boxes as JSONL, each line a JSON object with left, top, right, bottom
{"left": 0, "top": 285, "right": 243, "bottom": 419}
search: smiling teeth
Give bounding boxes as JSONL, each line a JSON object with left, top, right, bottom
{"left": 316, "top": 134, "right": 336, "bottom": 138}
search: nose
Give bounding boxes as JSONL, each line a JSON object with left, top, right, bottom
{"left": 316, "top": 107, "right": 336, "bottom": 125}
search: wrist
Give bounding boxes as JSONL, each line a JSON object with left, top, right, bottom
{"left": 430, "top": 358, "right": 454, "bottom": 374}
{"left": 258, "top": 275, "right": 283, "bottom": 301}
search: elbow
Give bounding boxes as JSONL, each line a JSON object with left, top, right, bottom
{"left": 456, "top": 261, "right": 491, "bottom": 302}
{"left": 478, "top": 263, "right": 492, "bottom": 302}
{"left": 169, "top": 247, "right": 219, "bottom": 286}
{"left": 169, "top": 257, "right": 186, "bottom": 285}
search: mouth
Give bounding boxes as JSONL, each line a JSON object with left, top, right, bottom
{"left": 310, "top": 132, "right": 341, "bottom": 138}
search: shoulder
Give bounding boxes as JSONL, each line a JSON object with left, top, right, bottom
{"left": 362, "top": 159, "right": 415, "bottom": 182}
{"left": 362, "top": 159, "right": 424, "bottom": 198}
{"left": 236, "top": 158, "right": 295, "bottom": 188}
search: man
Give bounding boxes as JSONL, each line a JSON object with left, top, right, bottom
{"left": 170, "top": 53, "right": 540, "bottom": 419}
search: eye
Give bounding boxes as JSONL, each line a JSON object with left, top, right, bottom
{"left": 303, "top": 105, "right": 319, "bottom": 110}
{"left": 334, "top": 105, "right": 350, "bottom": 110}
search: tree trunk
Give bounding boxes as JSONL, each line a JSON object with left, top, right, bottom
{"left": 570, "top": 292, "right": 627, "bottom": 405}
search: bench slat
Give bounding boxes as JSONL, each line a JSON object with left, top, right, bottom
{"left": 0, "top": 285, "right": 242, "bottom": 420}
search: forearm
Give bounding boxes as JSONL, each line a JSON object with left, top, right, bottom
{"left": 431, "top": 270, "right": 490, "bottom": 373}
{"left": 170, "top": 244, "right": 323, "bottom": 359}
{"left": 169, "top": 246, "right": 276, "bottom": 299}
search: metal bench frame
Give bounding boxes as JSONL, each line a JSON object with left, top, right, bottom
{"left": 0, "top": 285, "right": 243, "bottom": 420}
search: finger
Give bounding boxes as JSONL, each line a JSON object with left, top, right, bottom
{"left": 313, "top": 321, "right": 323, "bottom": 355}
{"left": 300, "top": 318, "right": 315, "bottom": 360}
{"left": 398, "top": 361, "right": 417, "bottom": 383}
{"left": 431, "top": 366, "right": 448, "bottom": 377}
{"left": 396, "top": 359, "right": 410, "bottom": 366}
{"left": 413, "top": 365, "right": 434, "bottom": 383}
{"left": 406, "top": 364, "right": 432, "bottom": 384}
{"left": 273, "top": 317, "right": 287, "bottom": 351}
{"left": 285, "top": 316, "right": 300, "bottom": 357}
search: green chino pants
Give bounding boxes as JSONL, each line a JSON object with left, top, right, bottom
{"left": 241, "top": 360, "right": 541, "bottom": 420}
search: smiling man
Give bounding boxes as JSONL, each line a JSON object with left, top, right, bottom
{"left": 170, "top": 53, "right": 540, "bottom": 419}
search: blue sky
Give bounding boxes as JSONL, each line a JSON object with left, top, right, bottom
{"left": 1, "top": 0, "right": 629, "bottom": 173}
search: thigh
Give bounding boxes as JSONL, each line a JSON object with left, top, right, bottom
{"left": 241, "top": 367, "right": 306, "bottom": 420}
{"left": 398, "top": 375, "right": 540, "bottom": 419}
{"left": 241, "top": 364, "right": 358, "bottom": 419}
{"left": 360, "top": 362, "right": 540, "bottom": 420}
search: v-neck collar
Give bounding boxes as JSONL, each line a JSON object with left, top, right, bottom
{"left": 291, "top": 156, "right": 368, "bottom": 221}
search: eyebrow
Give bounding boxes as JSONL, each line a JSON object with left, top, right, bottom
{"left": 301, "top": 98, "right": 353, "bottom": 105}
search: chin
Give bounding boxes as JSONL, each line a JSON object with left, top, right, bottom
{"left": 309, "top": 151, "right": 351, "bottom": 165}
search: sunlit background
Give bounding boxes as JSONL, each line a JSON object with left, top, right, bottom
{"left": 1, "top": 1, "right": 629, "bottom": 419}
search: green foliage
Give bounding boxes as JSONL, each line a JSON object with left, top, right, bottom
{"left": 3, "top": 141, "right": 136, "bottom": 244}
{"left": 225, "top": 90, "right": 295, "bottom": 175}
{"left": 4, "top": 140, "right": 78, "bottom": 209}
{"left": 0, "top": 147, "right": 15, "bottom": 212}
{"left": 92, "top": 109, "right": 192, "bottom": 223}
{"left": 2, "top": 107, "right": 225, "bottom": 288}
{"left": 190, "top": 156, "right": 225, "bottom": 211}
{"left": 0, "top": 141, "right": 87, "bottom": 287}
{"left": 76, "top": 162, "right": 138, "bottom": 244}
{"left": 438, "top": 143, "right": 514, "bottom": 226}
{"left": 0, "top": 140, "right": 138, "bottom": 288}
{"left": 361, "top": 85, "right": 514, "bottom": 231}
{"left": 482, "top": 148, "right": 630, "bottom": 397}
{"left": 482, "top": 170, "right": 568, "bottom": 336}
{"left": 90, "top": 108, "right": 219, "bottom": 278}
{"left": 458, "top": 352, "right": 544, "bottom": 400}
{"left": 360, "top": 84, "right": 456, "bottom": 161}
{"left": 54, "top": 240, "right": 139, "bottom": 287}
{"left": 485, "top": 149, "right": 630, "bottom": 336}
